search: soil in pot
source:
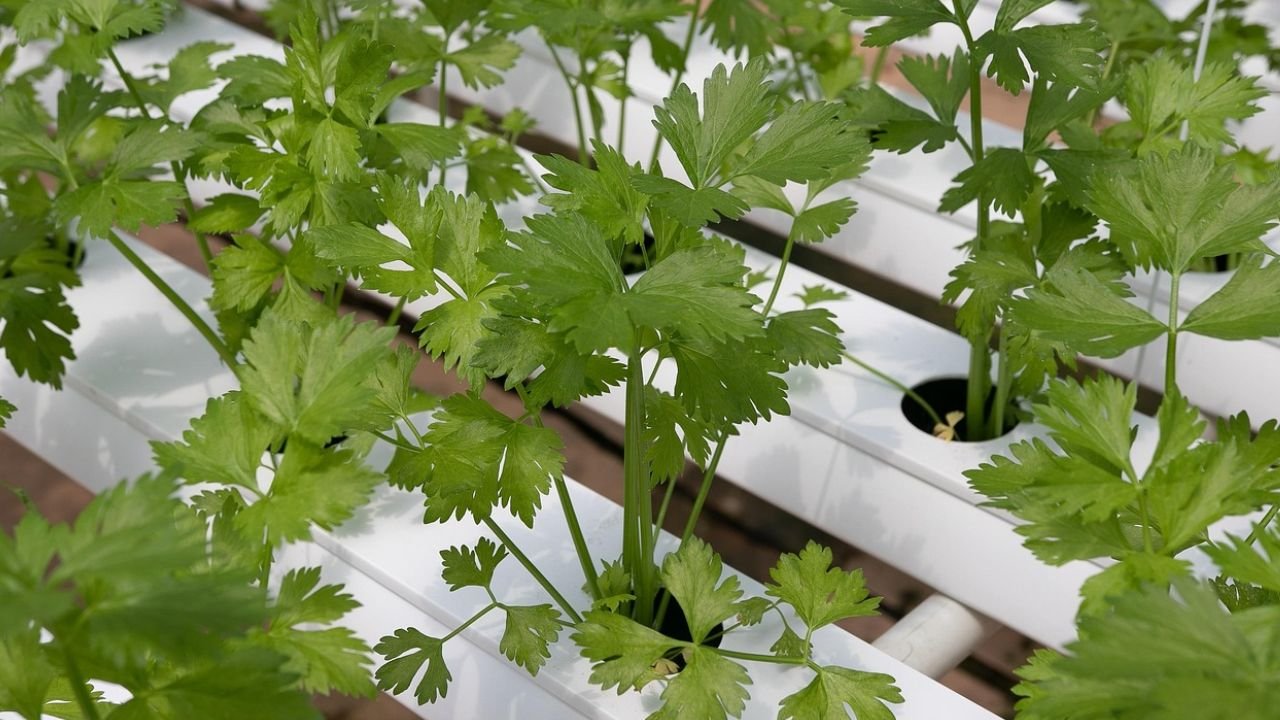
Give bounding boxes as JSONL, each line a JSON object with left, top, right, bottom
{"left": 900, "top": 377, "right": 1019, "bottom": 442}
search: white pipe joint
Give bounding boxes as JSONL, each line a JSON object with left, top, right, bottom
{"left": 872, "top": 593, "right": 1001, "bottom": 678}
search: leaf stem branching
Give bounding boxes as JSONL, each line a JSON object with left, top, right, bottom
{"left": 482, "top": 517, "right": 583, "bottom": 624}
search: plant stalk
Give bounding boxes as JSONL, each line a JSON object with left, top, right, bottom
{"left": 61, "top": 645, "right": 102, "bottom": 720}
{"left": 105, "top": 232, "right": 237, "bottom": 367}
{"left": 623, "top": 346, "right": 656, "bottom": 625}
{"left": 1165, "top": 272, "right": 1181, "bottom": 397}
{"left": 988, "top": 323, "right": 1013, "bottom": 438}
{"left": 648, "top": 5, "right": 703, "bottom": 171}
{"left": 437, "top": 32, "right": 451, "bottom": 187}
{"left": 842, "top": 351, "right": 943, "bottom": 428}
{"left": 547, "top": 44, "right": 590, "bottom": 165}
{"left": 953, "top": 4, "right": 992, "bottom": 439}
{"left": 106, "top": 48, "right": 215, "bottom": 268}
{"left": 482, "top": 517, "right": 582, "bottom": 624}
{"left": 618, "top": 46, "right": 631, "bottom": 154}
{"left": 441, "top": 602, "right": 498, "bottom": 642}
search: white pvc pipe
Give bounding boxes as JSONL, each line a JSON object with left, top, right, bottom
{"left": 872, "top": 594, "right": 1001, "bottom": 679}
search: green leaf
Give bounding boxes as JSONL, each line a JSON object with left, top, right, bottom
{"left": 632, "top": 174, "right": 749, "bottom": 227}
{"left": 1088, "top": 148, "right": 1280, "bottom": 274}
{"left": 0, "top": 395, "right": 13, "bottom": 428}
{"left": 1011, "top": 266, "right": 1166, "bottom": 358}
{"left": 572, "top": 611, "right": 677, "bottom": 693}
{"left": 1122, "top": 55, "right": 1266, "bottom": 150}
{"left": 416, "top": 288, "right": 505, "bottom": 391}
{"left": 240, "top": 309, "right": 399, "bottom": 444}
{"left": 1182, "top": 256, "right": 1280, "bottom": 341}
{"left": 307, "top": 117, "right": 362, "bottom": 182}
{"left": 448, "top": 34, "right": 521, "bottom": 88}
{"left": 0, "top": 275, "right": 78, "bottom": 388}
{"left": 235, "top": 442, "right": 384, "bottom": 546}
{"left": 189, "top": 194, "right": 265, "bottom": 235}
{"left": 374, "top": 628, "right": 452, "bottom": 704}
{"left": 833, "top": 0, "right": 957, "bottom": 47}
{"left": 792, "top": 199, "right": 857, "bottom": 244}
{"left": 54, "top": 179, "right": 187, "bottom": 238}
{"left": 419, "top": 395, "right": 562, "bottom": 526}
{"left": 767, "top": 309, "right": 844, "bottom": 368}
{"left": 500, "top": 604, "right": 562, "bottom": 675}
{"left": 736, "top": 102, "right": 869, "bottom": 186}
{"left": 670, "top": 335, "right": 789, "bottom": 425}
{"left": 649, "top": 645, "right": 751, "bottom": 720}
{"left": 627, "top": 245, "right": 763, "bottom": 346}
{"left": 440, "top": 537, "right": 508, "bottom": 591}
{"left": 939, "top": 147, "right": 1035, "bottom": 217}
{"left": 645, "top": 388, "right": 713, "bottom": 484}
{"left": 373, "top": 123, "right": 461, "bottom": 172}
{"left": 1036, "top": 375, "right": 1137, "bottom": 474}
{"left": 484, "top": 212, "right": 628, "bottom": 354}
{"left": 975, "top": 24, "right": 1106, "bottom": 94}
{"left": 251, "top": 568, "right": 374, "bottom": 697}
{"left": 308, "top": 221, "right": 436, "bottom": 301}
{"left": 153, "top": 392, "right": 275, "bottom": 491}
{"left": 1019, "top": 580, "right": 1280, "bottom": 720}
{"left": 767, "top": 542, "right": 880, "bottom": 631}
{"left": 539, "top": 142, "right": 648, "bottom": 245}
{"left": 778, "top": 665, "right": 903, "bottom": 720}
{"left": 847, "top": 85, "right": 958, "bottom": 154}
{"left": 660, "top": 538, "right": 742, "bottom": 644}
{"left": 210, "top": 234, "right": 284, "bottom": 312}
{"left": 897, "top": 49, "right": 970, "bottom": 127}
{"left": 702, "top": 0, "right": 772, "bottom": 57}
{"left": 143, "top": 41, "right": 232, "bottom": 112}
{"left": 1207, "top": 526, "right": 1280, "bottom": 595}
{"left": 651, "top": 59, "right": 772, "bottom": 187}
{"left": 796, "top": 284, "right": 850, "bottom": 307}
{"left": 109, "top": 648, "right": 319, "bottom": 720}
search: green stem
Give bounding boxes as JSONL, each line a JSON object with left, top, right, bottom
{"left": 554, "top": 475, "right": 602, "bottom": 601}
{"left": 371, "top": 429, "right": 418, "bottom": 452}
{"left": 648, "top": 5, "right": 703, "bottom": 171}
{"left": 654, "top": 476, "right": 678, "bottom": 532}
{"left": 988, "top": 323, "right": 1012, "bottom": 438}
{"left": 512, "top": 383, "right": 601, "bottom": 601}
{"left": 1245, "top": 505, "right": 1280, "bottom": 546}
{"left": 437, "top": 32, "right": 451, "bottom": 187}
{"left": 482, "top": 517, "right": 583, "bottom": 624}
{"left": 1165, "top": 272, "right": 1181, "bottom": 397}
{"left": 60, "top": 645, "right": 102, "bottom": 720}
{"left": 105, "top": 232, "right": 237, "bottom": 367}
{"left": 761, "top": 227, "right": 797, "bottom": 316}
{"left": 386, "top": 296, "right": 407, "bottom": 327}
{"left": 713, "top": 647, "right": 807, "bottom": 665}
{"left": 441, "top": 602, "right": 498, "bottom": 642}
{"left": 623, "top": 345, "right": 656, "bottom": 625}
{"left": 953, "top": 4, "right": 991, "bottom": 440}
{"left": 679, "top": 437, "right": 727, "bottom": 547}
{"left": 618, "top": 46, "right": 631, "bottom": 154}
{"left": 548, "top": 44, "right": 590, "bottom": 165}
{"left": 841, "top": 351, "right": 943, "bottom": 428}
{"left": 869, "top": 46, "right": 891, "bottom": 84}
{"left": 106, "top": 48, "right": 215, "bottom": 269}
{"left": 1084, "top": 39, "right": 1122, "bottom": 127}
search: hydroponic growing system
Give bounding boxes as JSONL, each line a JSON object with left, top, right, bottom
{"left": 1, "top": 0, "right": 1279, "bottom": 718}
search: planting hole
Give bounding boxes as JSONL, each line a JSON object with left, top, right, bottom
{"left": 900, "top": 377, "right": 1019, "bottom": 442}
{"left": 654, "top": 590, "right": 724, "bottom": 671}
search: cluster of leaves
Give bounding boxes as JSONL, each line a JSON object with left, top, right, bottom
{"left": 962, "top": 59, "right": 1280, "bottom": 720}
{"left": 0, "top": 474, "right": 335, "bottom": 719}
